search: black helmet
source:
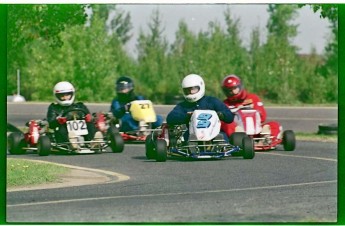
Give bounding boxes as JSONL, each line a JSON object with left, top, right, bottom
{"left": 116, "top": 76, "right": 134, "bottom": 94}
{"left": 115, "top": 76, "right": 135, "bottom": 102}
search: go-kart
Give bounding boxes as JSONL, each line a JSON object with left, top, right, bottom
{"left": 113, "top": 100, "right": 162, "bottom": 142}
{"left": 145, "top": 110, "right": 255, "bottom": 162}
{"left": 7, "top": 107, "right": 124, "bottom": 156}
{"left": 231, "top": 106, "right": 296, "bottom": 151}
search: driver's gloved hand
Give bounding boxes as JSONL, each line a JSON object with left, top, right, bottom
{"left": 124, "top": 103, "right": 131, "bottom": 112}
{"left": 85, "top": 114, "right": 92, "bottom": 123}
{"left": 217, "top": 112, "right": 225, "bottom": 121}
{"left": 57, "top": 116, "right": 67, "bottom": 124}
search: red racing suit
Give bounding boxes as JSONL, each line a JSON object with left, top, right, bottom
{"left": 221, "top": 90, "right": 282, "bottom": 139}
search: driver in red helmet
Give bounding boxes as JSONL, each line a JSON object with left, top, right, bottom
{"left": 221, "top": 74, "right": 282, "bottom": 140}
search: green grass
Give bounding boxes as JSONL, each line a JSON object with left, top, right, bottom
{"left": 296, "top": 132, "right": 337, "bottom": 143}
{"left": 7, "top": 158, "right": 70, "bottom": 188}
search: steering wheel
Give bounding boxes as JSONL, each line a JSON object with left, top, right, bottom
{"left": 61, "top": 107, "right": 89, "bottom": 121}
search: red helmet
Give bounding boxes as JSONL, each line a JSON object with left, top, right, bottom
{"left": 222, "top": 74, "right": 246, "bottom": 100}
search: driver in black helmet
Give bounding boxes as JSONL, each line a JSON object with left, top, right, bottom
{"left": 110, "top": 76, "right": 163, "bottom": 132}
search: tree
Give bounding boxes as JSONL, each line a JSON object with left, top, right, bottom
{"left": 20, "top": 13, "right": 134, "bottom": 102}
{"left": 91, "top": 4, "right": 133, "bottom": 44}
{"left": 261, "top": 4, "right": 300, "bottom": 103}
{"left": 136, "top": 9, "right": 171, "bottom": 102}
{"left": 299, "top": 4, "right": 338, "bottom": 102}
{"left": 7, "top": 4, "right": 88, "bottom": 97}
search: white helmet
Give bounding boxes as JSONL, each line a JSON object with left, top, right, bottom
{"left": 181, "top": 74, "right": 205, "bottom": 102}
{"left": 53, "top": 81, "right": 75, "bottom": 106}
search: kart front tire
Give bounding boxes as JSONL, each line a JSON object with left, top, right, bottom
{"left": 109, "top": 129, "right": 124, "bottom": 153}
{"left": 8, "top": 132, "right": 26, "bottom": 155}
{"left": 37, "top": 136, "right": 51, "bottom": 156}
{"left": 242, "top": 136, "right": 255, "bottom": 159}
{"left": 282, "top": 130, "right": 296, "bottom": 151}
{"left": 145, "top": 132, "right": 157, "bottom": 159}
{"left": 155, "top": 139, "right": 167, "bottom": 162}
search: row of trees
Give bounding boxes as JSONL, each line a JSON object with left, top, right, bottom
{"left": 7, "top": 4, "right": 338, "bottom": 104}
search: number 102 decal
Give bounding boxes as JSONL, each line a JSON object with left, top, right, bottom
{"left": 67, "top": 120, "right": 87, "bottom": 131}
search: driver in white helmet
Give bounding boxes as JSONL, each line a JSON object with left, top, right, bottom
{"left": 166, "top": 74, "right": 234, "bottom": 141}
{"left": 47, "top": 81, "right": 96, "bottom": 143}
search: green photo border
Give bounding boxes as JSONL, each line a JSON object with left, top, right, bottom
{"left": 1, "top": 3, "right": 343, "bottom": 225}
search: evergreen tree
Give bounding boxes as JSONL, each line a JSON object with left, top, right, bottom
{"left": 136, "top": 9, "right": 171, "bottom": 102}
{"left": 261, "top": 4, "right": 300, "bottom": 103}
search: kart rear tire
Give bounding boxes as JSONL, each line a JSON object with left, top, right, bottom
{"left": 283, "top": 130, "right": 296, "bottom": 151}
{"left": 109, "top": 129, "right": 124, "bottom": 153}
{"left": 155, "top": 139, "right": 167, "bottom": 162}
{"left": 145, "top": 132, "right": 157, "bottom": 159}
{"left": 8, "top": 132, "right": 26, "bottom": 155}
{"left": 242, "top": 136, "right": 255, "bottom": 159}
{"left": 37, "top": 136, "right": 51, "bottom": 156}
{"left": 229, "top": 132, "right": 246, "bottom": 147}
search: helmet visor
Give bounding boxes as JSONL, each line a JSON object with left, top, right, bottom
{"left": 55, "top": 92, "right": 73, "bottom": 101}
{"left": 116, "top": 83, "right": 133, "bottom": 93}
{"left": 183, "top": 86, "right": 200, "bottom": 95}
{"left": 222, "top": 86, "right": 240, "bottom": 97}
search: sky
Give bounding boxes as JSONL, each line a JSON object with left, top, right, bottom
{"left": 114, "top": 4, "right": 332, "bottom": 57}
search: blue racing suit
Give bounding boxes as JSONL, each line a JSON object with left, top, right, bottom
{"left": 110, "top": 95, "right": 163, "bottom": 132}
{"left": 166, "top": 96, "right": 234, "bottom": 141}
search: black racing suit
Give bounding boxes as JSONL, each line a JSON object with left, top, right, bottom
{"left": 47, "top": 102, "right": 96, "bottom": 143}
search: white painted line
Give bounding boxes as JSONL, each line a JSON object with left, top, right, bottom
{"left": 257, "top": 152, "right": 337, "bottom": 162}
{"left": 8, "top": 180, "right": 336, "bottom": 208}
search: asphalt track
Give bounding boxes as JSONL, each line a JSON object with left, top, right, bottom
{"left": 7, "top": 140, "right": 337, "bottom": 223}
{"left": 7, "top": 102, "right": 338, "bottom": 133}
{"left": 6, "top": 103, "right": 338, "bottom": 223}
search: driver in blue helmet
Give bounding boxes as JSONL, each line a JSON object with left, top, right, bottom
{"left": 110, "top": 76, "right": 163, "bottom": 132}
{"left": 47, "top": 81, "right": 96, "bottom": 143}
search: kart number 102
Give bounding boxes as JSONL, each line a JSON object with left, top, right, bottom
{"left": 66, "top": 120, "right": 88, "bottom": 135}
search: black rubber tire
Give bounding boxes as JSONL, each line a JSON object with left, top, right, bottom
{"left": 37, "top": 136, "right": 51, "bottom": 156}
{"left": 145, "top": 132, "right": 157, "bottom": 159}
{"left": 242, "top": 136, "right": 255, "bottom": 159}
{"left": 7, "top": 123, "right": 24, "bottom": 133}
{"left": 8, "top": 132, "right": 26, "bottom": 155}
{"left": 318, "top": 123, "right": 338, "bottom": 135}
{"left": 229, "top": 132, "right": 247, "bottom": 147}
{"left": 109, "top": 128, "right": 124, "bottom": 153}
{"left": 282, "top": 130, "right": 296, "bottom": 151}
{"left": 155, "top": 139, "right": 167, "bottom": 162}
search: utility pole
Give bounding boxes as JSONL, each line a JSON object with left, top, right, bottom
{"left": 17, "top": 69, "right": 20, "bottom": 95}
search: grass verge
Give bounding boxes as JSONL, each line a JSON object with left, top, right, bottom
{"left": 7, "top": 158, "right": 70, "bottom": 188}
{"left": 296, "top": 132, "right": 337, "bottom": 143}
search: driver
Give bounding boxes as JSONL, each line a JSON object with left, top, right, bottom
{"left": 221, "top": 74, "right": 282, "bottom": 139}
{"left": 166, "top": 74, "right": 234, "bottom": 141}
{"left": 110, "top": 76, "right": 163, "bottom": 132}
{"left": 47, "top": 81, "right": 96, "bottom": 143}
